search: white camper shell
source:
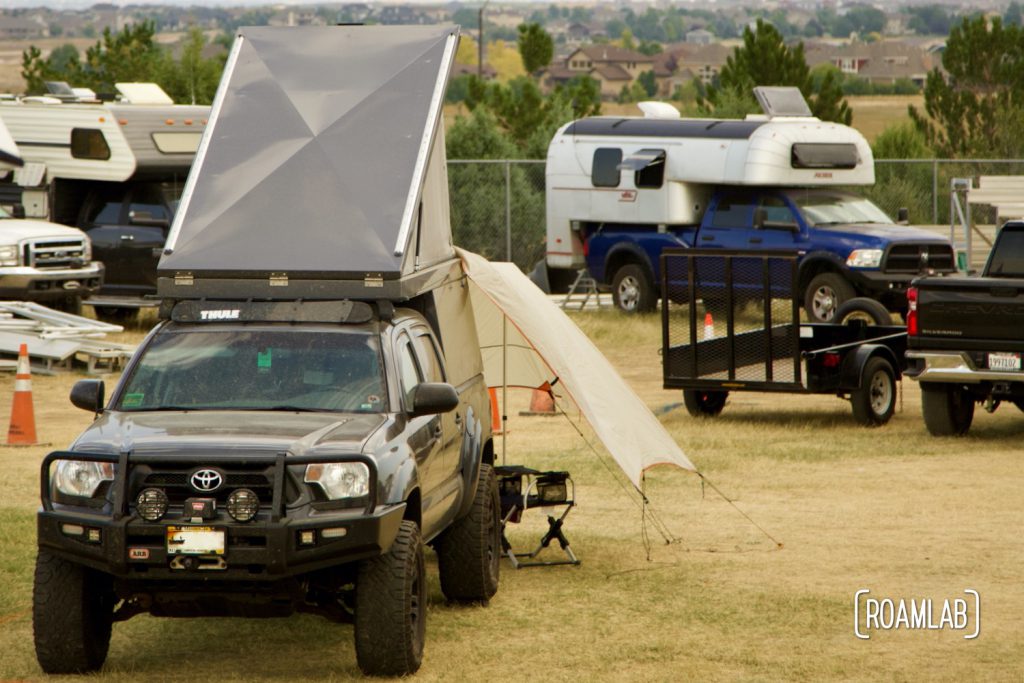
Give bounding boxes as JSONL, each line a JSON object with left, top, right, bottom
{"left": 545, "top": 88, "right": 874, "bottom": 269}
{"left": 0, "top": 83, "right": 207, "bottom": 218}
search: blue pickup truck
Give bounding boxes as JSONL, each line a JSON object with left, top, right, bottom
{"left": 541, "top": 93, "right": 957, "bottom": 320}
{"left": 583, "top": 186, "right": 956, "bottom": 320}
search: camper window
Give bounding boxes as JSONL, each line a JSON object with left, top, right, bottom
{"left": 618, "top": 149, "right": 666, "bottom": 189}
{"left": 791, "top": 143, "right": 859, "bottom": 170}
{"left": 70, "top": 128, "right": 111, "bottom": 161}
{"left": 711, "top": 191, "right": 757, "bottom": 229}
{"left": 592, "top": 148, "right": 622, "bottom": 188}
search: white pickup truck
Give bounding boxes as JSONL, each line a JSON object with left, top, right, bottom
{"left": 0, "top": 121, "right": 102, "bottom": 309}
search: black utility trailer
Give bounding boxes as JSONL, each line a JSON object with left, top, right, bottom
{"left": 660, "top": 249, "right": 908, "bottom": 426}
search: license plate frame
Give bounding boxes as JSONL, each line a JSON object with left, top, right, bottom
{"left": 988, "top": 352, "right": 1022, "bottom": 372}
{"left": 166, "top": 526, "right": 225, "bottom": 556}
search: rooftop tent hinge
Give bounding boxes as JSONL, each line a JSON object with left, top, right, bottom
{"left": 174, "top": 272, "right": 194, "bottom": 286}
{"left": 269, "top": 273, "right": 288, "bottom": 287}
{"left": 364, "top": 274, "right": 384, "bottom": 288}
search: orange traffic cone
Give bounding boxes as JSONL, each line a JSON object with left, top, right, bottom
{"left": 7, "top": 343, "right": 39, "bottom": 446}
{"left": 525, "top": 381, "right": 556, "bottom": 414}
{"left": 488, "top": 387, "right": 504, "bottom": 434}
{"left": 703, "top": 311, "right": 715, "bottom": 340}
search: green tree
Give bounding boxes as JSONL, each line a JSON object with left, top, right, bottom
{"left": 517, "top": 23, "right": 553, "bottom": 74}
{"left": 155, "top": 28, "right": 223, "bottom": 105}
{"left": 909, "top": 15, "right": 1024, "bottom": 157}
{"left": 865, "top": 121, "right": 934, "bottom": 225}
{"left": 700, "top": 19, "right": 852, "bottom": 124}
{"left": 637, "top": 70, "right": 658, "bottom": 98}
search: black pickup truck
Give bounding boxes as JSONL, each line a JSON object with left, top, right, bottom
{"left": 905, "top": 221, "right": 1024, "bottom": 435}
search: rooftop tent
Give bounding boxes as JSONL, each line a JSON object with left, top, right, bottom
{"left": 159, "top": 25, "right": 460, "bottom": 301}
{"left": 459, "top": 248, "right": 695, "bottom": 487}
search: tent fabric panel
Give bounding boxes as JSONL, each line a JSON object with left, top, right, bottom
{"left": 459, "top": 248, "right": 696, "bottom": 486}
{"left": 161, "top": 25, "right": 457, "bottom": 278}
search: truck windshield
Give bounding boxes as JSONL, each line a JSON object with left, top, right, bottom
{"left": 790, "top": 192, "right": 893, "bottom": 226}
{"left": 117, "top": 327, "right": 386, "bottom": 413}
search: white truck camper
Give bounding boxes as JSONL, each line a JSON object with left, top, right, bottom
{"left": 544, "top": 87, "right": 874, "bottom": 276}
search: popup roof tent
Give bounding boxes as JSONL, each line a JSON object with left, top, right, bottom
{"left": 159, "top": 25, "right": 460, "bottom": 301}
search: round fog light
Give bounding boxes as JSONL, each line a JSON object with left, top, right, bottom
{"left": 227, "top": 488, "right": 259, "bottom": 522}
{"left": 136, "top": 488, "right": 168, "bottom": 522}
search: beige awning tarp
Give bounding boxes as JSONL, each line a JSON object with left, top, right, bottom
{"left": 458, "top": 249, "right": 696, "bottom": 487}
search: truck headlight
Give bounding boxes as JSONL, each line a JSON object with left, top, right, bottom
{"left": 54, "top": 460, "right": 115, "bottom": 498}
{"left": 847, "top": 249, "right": 883, "bottom": 268}
{"left": 304, "top": 462, "right": 369, "bottom": 500}
{"left": 0, "top": 245, "right": 19, "bottom": 267}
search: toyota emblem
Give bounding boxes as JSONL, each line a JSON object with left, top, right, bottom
{"left": 190, "top": 468, "right": 223, "bottom": 492}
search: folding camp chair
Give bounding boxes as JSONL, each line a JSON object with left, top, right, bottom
{"left": 495, "top": 465, "right": 580, "bottom": 568}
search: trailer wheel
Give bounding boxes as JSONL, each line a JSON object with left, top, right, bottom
{"left": 804, "top": 272, "right": 855, "bottom": 323}
{"left": 683, "top": 390, "right": 728, "bottom": 417}
{"left": 920, "top": 383, "right": 975, "bottom": 436}
{"left": 612, "top": 264, "right": 655, "bottom": 313}
{"left": 835, "top": 297, "right": 892, "bottom": 326}
{"left": 851, "top": 356, "right": 896, "bottom": 426}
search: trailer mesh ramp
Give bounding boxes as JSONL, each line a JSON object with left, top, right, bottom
{"left": 661, "top": 250, "right": 802, "bottom": 390}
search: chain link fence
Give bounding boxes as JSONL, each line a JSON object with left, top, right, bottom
{"left": 447, "top": 158, "right": 1024, "bottom": 272}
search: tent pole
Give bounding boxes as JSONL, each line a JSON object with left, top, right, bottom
{"left": 502, "top": 315, "right": 507, "bottom": 466}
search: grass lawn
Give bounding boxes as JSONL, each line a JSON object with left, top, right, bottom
{"left": 0, "top": 309, "right": 1021, "bottom": 681}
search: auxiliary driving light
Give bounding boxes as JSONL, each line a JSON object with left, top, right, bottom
{"left": 136, "top": 488, "right": 169, "bottom": 522}
{"left": 226, "top": 488, "right": 259, "bottom": 522}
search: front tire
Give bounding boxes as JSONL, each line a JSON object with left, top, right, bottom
{"left": 611, "top": 264, "right": 655, "bottom": 313}
{"left": 804, "top": 272, "right": 855, "bottom": 323}
{"left": 355, "top": 520, "right": 426, "bottom": 676}
{"left": 851, "top": 357, "right": 896, "bottom": 426}
{"left": 920, "top": 383, "right": 975, "bottom": 436}
{"left": 33, "top": 550, "right": 115, "bottom": 674}
{"left": 683, "top": 389, "right": 728, "bottom": 417}
{"left": 436, "top": 463, "right": 500, "bottom": 603}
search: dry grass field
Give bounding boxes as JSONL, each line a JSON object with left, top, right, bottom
{"left": 1, "top": 308, "right": 1022, "bottom": 681}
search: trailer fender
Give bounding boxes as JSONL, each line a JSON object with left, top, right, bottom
{"left": 840, "top": 344, "right": 902, "bottom": 390}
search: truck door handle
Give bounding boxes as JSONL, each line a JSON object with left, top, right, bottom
{"left": 701, "top": 235, "right": 714, "bottom": 241}
{"left": 454, "top": 413, "right": 464, "bottom": 433}
{"left": 433, "top": 424, "right": 442, "bottom": 438}
{"left": 120, "top": 235, "right": 134, "bottom": 241}
{"left": 749, "top": 237, "right": 763, "bottom": 244}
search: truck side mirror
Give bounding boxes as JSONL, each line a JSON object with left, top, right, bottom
{"left": 11, "top": 204, "right": 25, "bottom": 219}
{"left": 897, "top": 207, "right": 909, "bottom": 224}
{"left": 409, "top": 382, "right": 459, "bottom": 417}
{"left": 70, "top": 379, "right": 105, "bottom": 414}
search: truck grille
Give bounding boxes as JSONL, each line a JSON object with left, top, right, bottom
{"left": 883, "top": 243, "right": 956, "bottom": 274}
{"left": 131, "top": 464, "right": 277, "bottom": 507}
{"left": 24, "top": 238, "right": 88, "bottom": 269}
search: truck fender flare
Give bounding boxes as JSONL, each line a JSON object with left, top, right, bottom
{"left": 453, "top": 406, "right": 484, "bottom": 521}
{"left": 384, "top": 449, "right": 421, "bottom": 508}
{"left": 840, "top": 344, "right": 902, "bottom": 390}
{"left": 604, "top": 243, "right": 654, "bottom": 284}
{"left": 797, "top": 252, "right": 849, "bottom": 288}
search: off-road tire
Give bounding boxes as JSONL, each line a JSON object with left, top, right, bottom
{"left": 683, "top": 389, "right": 728, "bottom": 417}
{"left": 804, "top": 272, "right": 855, "bottom": 323}
{"left": 851, "top": 356, "right": 896, "bottom": 426}
{"left": 354, "top": 520, "right": 426, "bottom": 676}
{"left": 33, "top": 549, "right": 114, "bottom": 674}
{"left": 835, "top": 297, "right": 892, "bottom": 326}
{"left": 436, "top": 463, "right": 500, "bottom": 603}
{"left": 920, "top": 383, "right": 975, "bottom": 436}
{"left": 611, "top": 264, "right": 656, "bottom": 314}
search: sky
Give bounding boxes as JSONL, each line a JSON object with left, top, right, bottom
{"left": 3, "top": 0, "right": 598, "bottom": 8}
